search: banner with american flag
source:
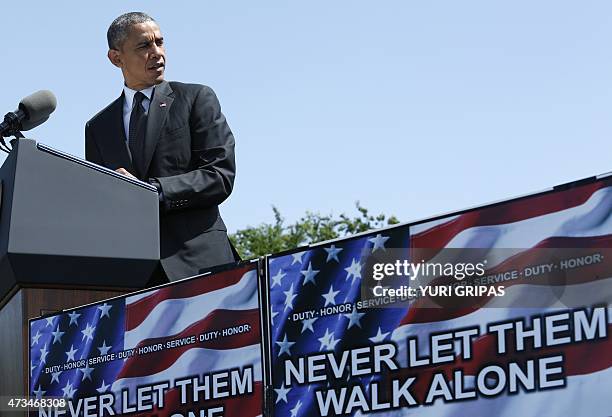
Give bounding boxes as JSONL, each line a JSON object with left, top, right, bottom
{"left": 29, "top": 262, "right": 263, "bottom": 417}
{"left": 267, "top": 175, "right": 612, "bottom": 417}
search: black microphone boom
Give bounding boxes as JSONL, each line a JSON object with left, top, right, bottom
{"left": 0, "top": 90, "right": 57, "bottom": 137}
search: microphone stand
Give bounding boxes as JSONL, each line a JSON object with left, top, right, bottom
{"left": 0, "top": 111, "right": 25, "bottom": 153}
{"left": 0, "top": 130, "right": 23, "bottom": 154}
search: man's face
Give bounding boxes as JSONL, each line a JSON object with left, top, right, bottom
{"left": 108, "top": 21, "right": 165, "bottom": 90}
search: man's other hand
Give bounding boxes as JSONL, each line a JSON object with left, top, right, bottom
{"left": 115, "top": 168, "right": 137, "bottom": 179}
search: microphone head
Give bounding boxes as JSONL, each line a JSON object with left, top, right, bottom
{"left": 18, "top": 90, "right": 57, "bottom": 131}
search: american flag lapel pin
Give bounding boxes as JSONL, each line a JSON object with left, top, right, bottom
{"left": 160, "top": 102, "right": 167, "bottom": 108}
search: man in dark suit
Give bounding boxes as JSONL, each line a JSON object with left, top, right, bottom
{"left": 85, "top": 12, "right": 238, "bottom": 282}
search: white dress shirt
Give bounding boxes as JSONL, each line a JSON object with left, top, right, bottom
{"left": 122, "top": 85, "right": 154, "bottom": 142}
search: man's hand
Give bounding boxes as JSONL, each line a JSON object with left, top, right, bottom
{"left": 115, "top": 168, "right": 137, "bottom": 179}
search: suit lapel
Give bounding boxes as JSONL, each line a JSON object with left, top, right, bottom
{"left": 143, "top": 81, "right": 174, "bottom": 177}
{"left": 103, "top": 94, "right": 135, "bottom": 173}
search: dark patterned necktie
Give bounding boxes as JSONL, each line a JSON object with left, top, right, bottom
{"left": 129, "top": 91, "right": 147, "bottom": 179}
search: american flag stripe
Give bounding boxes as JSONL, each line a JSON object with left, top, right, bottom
{"left": 411, "top": 182, "right": 611, "bottom": 253}
{"left": 479, "top": 235, "right": 612, "bottom": 273}
{"left": 402, "top": 246, "right": 611, "bottom": 319}
{"left": 128, "top": 381, "right": 264, "bottom": 417}
{"left": 391, "top": 323, "right": 611, "bottom": 383}
{"left": 413, "top": 235, "right": 612, "bottom": 289}
{"left": 400, "top": 284, "right": 611, "bottom": 331}
{"left": 409, "top": 180, "right": 608, "bottom": 238}
{"left": 118, "top": 308, "right": 260, "bottom": 379}
{"left": 377, "top": 307, "right": 612, "bottom": 417}
{"left": 400, "top": 278, "right": 612, "bottom": 328}
{"left": 29, "top": 250, "right": 259, "bottom": 416}
{"left": 112, "top": 265, "right": 262, "bottom": 413}
{"left": 395, "top": 305, "right": 612, "bottom": 354}
{"left": 125, "top": 269, "right": 258, "bottom": 340}
{"left": 125, "top": 265, "right": 253, "bottom": 330}
{"left": 112, "top": 344, "right": 263, "bottom": 402}
{"left": 407, "top": 185, "right": 611, "bottom": 296}
{"left": 399, "top": 185, "right": 612, "bottom": 339}
{"left": 357, "top": 367, "right": 612, "bottom": 417}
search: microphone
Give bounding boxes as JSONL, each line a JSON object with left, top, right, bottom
{"left": 0, "top": 90, "right": 57, "bottom": 137}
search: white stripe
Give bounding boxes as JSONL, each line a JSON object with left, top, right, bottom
{"left": 125, "top": 270, "right": 258, "bottom": 347}
{"left": 354, "top": 367, "right": 612, "bottom": 417}
{"left": 485, "top": 277, "right": 612, "bottom": 309}
{"left": 411, "top": 215, "right": 460, "bottom": 236}
{"left": 126, "top": 289, "right": 159, "bottom": 305}
{"left": 449, "top": 186, "right": 609, "bottom": 249}
{"left": 409, "top": 186, "right": 612, "bottom": 280}
{"left": 413, "top": 186, "right": 611, "bottom": 247}
{"left": 111, "top": 343, "right": 262, "bottom": 404}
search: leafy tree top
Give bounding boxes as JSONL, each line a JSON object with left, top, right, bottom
{"left": 230, "top": 203, "right": 399, "bottom": 259}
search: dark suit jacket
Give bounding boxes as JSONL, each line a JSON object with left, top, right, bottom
{"left": 85, "top": 80, "right": 236, "bottom": 280}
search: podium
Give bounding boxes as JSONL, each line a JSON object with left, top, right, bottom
{"left": 0, "top": 139, "right": 160, "bottom": 398}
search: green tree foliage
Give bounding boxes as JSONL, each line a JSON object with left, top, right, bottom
{"left": 230, "top": 203, "right": 399, "bottom": 259}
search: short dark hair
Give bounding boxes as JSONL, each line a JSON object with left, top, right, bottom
{"left": 107, "top": 12, "right": 156, "bottom": 50}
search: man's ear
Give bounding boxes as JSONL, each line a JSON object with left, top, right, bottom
{"left": 108, "top": 49, "right": 122, "bottom": 68}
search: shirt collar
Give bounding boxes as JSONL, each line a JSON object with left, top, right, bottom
{"left": 123, "top": 85, "right": 155, "bottom": 110}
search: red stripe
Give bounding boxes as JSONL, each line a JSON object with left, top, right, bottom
{"left": 131, "top": 380, "right": 263, "bottom": 417}
{"left": 401, "top": 236, "right": 612, "bottom": 324}
{"left": 126, "top": 265, "right": 255, "bottom": 331}
{"left": 118, "top": 308, "right": 260, "bottom": 379}
{"left": 388, "top": 324, "right": 612, "bottom": 402}
{"left": 411, "top": 182, "right": 610, "bottom": 251}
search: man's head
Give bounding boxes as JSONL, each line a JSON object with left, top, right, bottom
{"left": 107, "top": 12, "right": 166, "bottom": 91}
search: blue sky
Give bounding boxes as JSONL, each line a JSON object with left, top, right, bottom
{"left": 1, "top": 1, "right": 610, "bottom": 232}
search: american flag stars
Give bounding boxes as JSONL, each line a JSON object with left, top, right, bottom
{"left": 290, "top": 399, "right": 303, "bottom": 417}
{"left": 51, "top": 370, "right": 62, "bottom": 384}
{"left": 324, "top": 244, "right": 343, "bottom": 262}
{"left": 98, "top": 340, "right": 112, "bottom": 355}
{"left": 275, "top": 383, "right": 291, "bottom": 403}
{"left": 81, "top": 323, "right": 95, "bottom": 342}
{"left": 300, "top": 262, "right": 320, "bottom": 286}
{"left": 33, "top": 385, "right": 45, "bottom": 399}
{"left": 344, "top": 257, "right": 362, "bottom": 284}
{"left": 39, "top": 344, "right": 49, "bottom": 363}
{"left": 368, "top": 327, "right": 390, "bottom": 343}
{"left": 318, "top": 328, "right": 340, "bottom": 351}
{"left": 32, "top": 329, "right": 42, "bottom": 345}
{"left": 343, "top": 306, "right": 366, "bottom": 329}
{"left": 68, "top": 310, "right": 81, "bottom": 326}
{"left": 270, "top": 269, "right": 286, "bottom": 288}
{"left": 283, "top": 283, "right": 298, "bottom": 311}
{"left": 270, "top": 305, "right": 279, "bottom": 325}
{"left": 321, "top": 285, "right": 340, "bottom": 306}
{"left": 96, "top": 380, "right": 111, "bottom": 394}
{"left": 368, "top": 233, "right": 390, "bottom": 251}
{"left": 268, "top": 229, "right": 407, "bottom": 416}
{"left": 301, "top": 317, "right": 317, "bottom": 333}
{"left": 276, "top": 334, "right": 295, "bottom": 356}
{"left": 65, "top": 344, "right": 78, "bottom": 361}
{"left": 29, "top": 298, "right": 126, "bottom": 404}
{"left": 79, "top": 362, "right": 94, "bottom": 381}
{"left": 97, "top": 303, "right": 112, "bottom": 319}
{"left": 61, "top": 381, "right": 76, "bottom": 399}
{"left": 51, "top": 326, "right": 65, "bottom": 344}
{"left": 291, "top": 251, "right": 305, "bottom": 265}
